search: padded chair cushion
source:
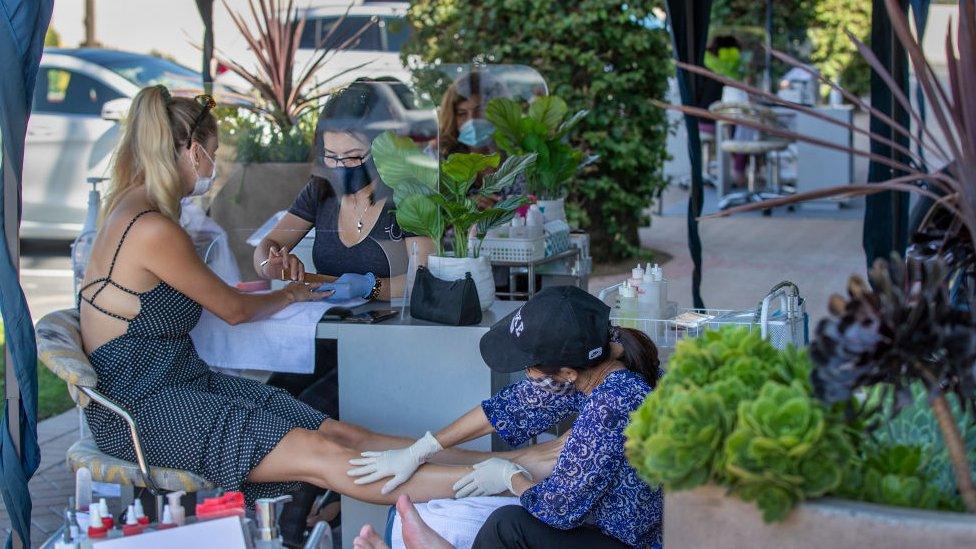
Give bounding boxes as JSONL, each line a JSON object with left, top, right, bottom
{"left": 67, "top": 437, "right": 214, "bottom": 493}
{"left": 36, "top": 309, "right": 97, "bottom": 407}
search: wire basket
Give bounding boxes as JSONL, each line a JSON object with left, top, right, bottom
{"left": 477, "top": 235, "right": 546, "bottom": 262}
{"left": 598, "top": 282, "right": 808, "bottom": 362}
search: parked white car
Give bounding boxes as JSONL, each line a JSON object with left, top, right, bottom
{"left": 23, "top": 48, "right": 214, "bottom": 240}
{"left": 292, "top": 1, "right": 412, "bottom": 89}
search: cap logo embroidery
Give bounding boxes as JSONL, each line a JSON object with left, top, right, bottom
{"left": 510, "top": 310, "right": 524, "bottom": 338}
{"left": 588, "top": 347, "right": 603, "bottom": 360}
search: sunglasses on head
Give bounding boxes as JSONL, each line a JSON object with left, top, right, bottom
{"left": 186, "top": 94, "right": 216, "bottom": 149}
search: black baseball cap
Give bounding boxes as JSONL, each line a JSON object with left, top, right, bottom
{"left": 480, "top": 286, "right": 612, "bottom": 373}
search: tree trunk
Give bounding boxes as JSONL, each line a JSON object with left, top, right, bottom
{"left": 82, "top": 0, "right": 97, "bottom": 47}
{"left": 930, "top": 394, "right": 976, "bottom": 513}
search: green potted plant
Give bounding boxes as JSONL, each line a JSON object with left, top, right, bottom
{"left": 371, "top": 131, "right": 536, "bottom": 309}
{"left": 625, "top": 324, "right": 976, "bottom": 548}
{"left": 485, "top": 95, "right": 593, "bottom": 222}
{"left": 207, "top": 0, "right": 372, "bottom": 271}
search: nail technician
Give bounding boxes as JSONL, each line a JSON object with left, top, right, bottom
{"left": 253, "top": 82, "right": 435, "bottom": 301}
{"left": 347, "top": 286, "right": 664, "bottom": 548}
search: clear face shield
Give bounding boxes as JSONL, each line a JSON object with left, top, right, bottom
{"left": 192, "top": 80, "right": 424, "bottom": 306}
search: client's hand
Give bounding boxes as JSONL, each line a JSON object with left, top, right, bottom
{"left": 453, "top": 458, "right": 531, "bottom": 499}
{"left": 317, "top": 272, "right": 376, "bottom": 300}
{"left": 347, "top": 432, "right": 443, "bottom": 495}
{"left": 283, "top": 281, "right": 328, "bottom": 303}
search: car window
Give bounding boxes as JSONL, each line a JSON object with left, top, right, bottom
{"left": 33, "top": 68, "right": 123, "bottom": 116}
{"left": 301, "top": 15, "right": 410, "bottom": 53}
{"left": 382, "top": 17, "right": 411, "bottom": 52}
{"left": 94, "top": 56, "right": 202, "bottom": 91}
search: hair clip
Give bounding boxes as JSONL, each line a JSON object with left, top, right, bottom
{"left": 610, "top": 325, "right": 622, "bottom": 343}
{"left": 156, "top": 85, "right": 172, "bottom": 103}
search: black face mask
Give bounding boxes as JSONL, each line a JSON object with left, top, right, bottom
{"left": 323, "top": 156, "right": 377, "bottom": 195}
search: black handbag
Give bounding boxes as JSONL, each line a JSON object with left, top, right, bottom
{"left": 409, "top": 265, "right": 483, "bottom": 326}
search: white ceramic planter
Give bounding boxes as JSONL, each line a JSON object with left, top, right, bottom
{"left": 665, "top": 485, "right": 976, "bottom": 549}
{"left": 427, "top": 254, "right": 494, "bottom": 311}
{"left": 537, "top": 198, "right": 566, "bottom": 223}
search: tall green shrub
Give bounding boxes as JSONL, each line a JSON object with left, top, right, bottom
{"left": 809, "top": 0, "right": 871, "bottom": 98}
{"left": 402, "top": 0, "right": 672, "bottom": 260}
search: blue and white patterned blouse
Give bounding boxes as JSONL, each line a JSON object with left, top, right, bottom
{"left": 481, "top": 369, "right": 663, "bottom": 548}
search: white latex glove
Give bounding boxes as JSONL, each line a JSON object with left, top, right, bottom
{"left": 453, "top": 457, "right": 532, "bottom": 499}
{"left": 347, "top": 431, "right": 443, "bottom": 494}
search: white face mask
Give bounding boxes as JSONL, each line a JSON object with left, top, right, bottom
{"left": 190, "top": 145, "right": 217, "bottom": 197}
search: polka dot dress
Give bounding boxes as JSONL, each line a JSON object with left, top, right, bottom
{"left": 83, "top": 211, "right": 327, "bottom": 503}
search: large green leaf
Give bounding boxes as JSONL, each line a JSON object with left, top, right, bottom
{"left": 555, "top": 108, "right": 590, "bottom": 139}
{"left": 485, "top": 97, "right": 524, "bottom": 153}
{"left": 475, "top": 200, "right": 526, "bottom": 239}
{"left": 528, "top": 95, "right": 569, "bottom": 133}
{"left": 480, "top": 153, "right": 537, "bottom": 196}
{"left": 395, "top": 194, "right": 442, "bottom": 242}
{"left": 441, "top": 152, "right": 500, "bottom": 187}
{"left": 370, "top": 131, "right": 439, "bottom": 205}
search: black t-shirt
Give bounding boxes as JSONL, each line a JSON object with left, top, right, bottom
{"left": 288, "top": 177, "right": 415, "bottom": 278}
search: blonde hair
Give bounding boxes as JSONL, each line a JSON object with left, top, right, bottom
{"left": 102, "top": 86, "right": 217, "bottom": 222}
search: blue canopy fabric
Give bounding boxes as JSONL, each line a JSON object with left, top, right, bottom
{"left": 0, "top": 1, "right": 54, "bottom": 547}
{"left": 863, "top": 0, "right": 912, "bottom": 265}
{"left": 909, "top": 0, "right": 931, "bottom": 170}
{"left": 664, "top": 0, "right": 713, "bottom": 309}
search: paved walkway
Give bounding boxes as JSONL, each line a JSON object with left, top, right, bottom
{"left": 1, "top": 409, "right": 79, "bottom": 547}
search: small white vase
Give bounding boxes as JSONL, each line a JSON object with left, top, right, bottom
{"left": 427, "top": 254, "right": 495, "bottom": 311}
{"left": 537, "top": 198, "right": 567, "bottom": 223}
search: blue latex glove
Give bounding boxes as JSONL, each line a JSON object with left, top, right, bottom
{"left": 317, "top": 272, "right": 376, "bottom": 300}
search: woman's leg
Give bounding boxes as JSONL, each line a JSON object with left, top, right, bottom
{"left": 471, "top": 506, "right": 629, "bottom": 549}
{"left": 247, "top": 428, "right": 470, "bottom": 505}
{"left": 317, "top": 419, "right": 566, "bottom": 480}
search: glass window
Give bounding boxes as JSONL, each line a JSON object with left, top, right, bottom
{"left": 33, "top": 68, "right": 123, "bottom": 115}
{"left": 306, "top": 16, "right": 383, "bottom": 51}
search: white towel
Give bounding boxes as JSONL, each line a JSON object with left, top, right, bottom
{"left": 190, "top": 297, "right": 362, "bottom": 374}
{"left": 391, "top": 497, "right": 521, "bottom": 549}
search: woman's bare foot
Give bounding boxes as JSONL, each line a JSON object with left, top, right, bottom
{"left": 353, "top": 524, "right": 388, "bottom": 549}
{"left": 397, "top": 495, "right": 453, "bottom": 549}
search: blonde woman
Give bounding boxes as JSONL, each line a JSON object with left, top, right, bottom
{"left": 79, "top": 85, "right": 557, "bottom": 504}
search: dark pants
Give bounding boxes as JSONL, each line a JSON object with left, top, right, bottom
{"left": 472, "top": 506, "right": 630, "bottom": 549}
{"left": 267, "top": 339, "right": 339, "bottom": 418}
{"left": 266, "top": 339, "right": 338, "bottom": 547}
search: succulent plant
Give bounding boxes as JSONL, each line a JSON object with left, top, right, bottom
{"left": 723, "top": 381, "right": 854, "bottom": 522}
{"left": 808, "top": 254, "right": 976, "bottom": 512}
{"left": 873, "top": 383, "right": 976, "bottom": 502}
{"left": 625, "top": 384, "right": 735, "bottom": 490}
{"left": 626, "top": 327, "right": 857, "bottom": 521}
{"left": 839, "top": 443, "right": 961, "bottom": 511}
{"left": 809, "top": 255, "right": 976, "bottom": 414}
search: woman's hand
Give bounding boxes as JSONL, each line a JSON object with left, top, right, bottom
{"left": 262, "top": 245, "right": 306, "bottom": 282}
{"left": 347, "top": 432, "right": 443, "bottom": 494}
{"left": 282, "top": 281, "right": 330, "bottom": 303}
{"left": 453, "top": 458, "right": 531, "bottom": 498}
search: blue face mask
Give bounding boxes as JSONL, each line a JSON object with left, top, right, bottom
{"left": 457, "top": 119, "right": 496, "bottom": 148}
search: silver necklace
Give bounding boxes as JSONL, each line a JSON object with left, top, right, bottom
{"left": 354, "top": 195, "right": 370, "bottom": 233}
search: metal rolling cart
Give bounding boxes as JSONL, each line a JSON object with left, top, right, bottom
{"left": 597, "top": 281, "right": 809, "bottom": 363}
{"left": 493, "top": 247, "right": 586, "bottom": 299}
{"left": 485, "top": 230, "right": 592, "bottom": 299}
